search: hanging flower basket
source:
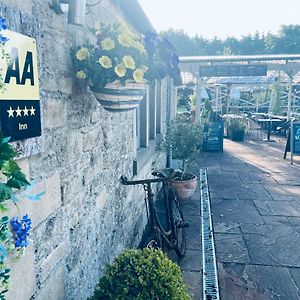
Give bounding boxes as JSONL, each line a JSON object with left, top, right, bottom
{"left": 90, "top": 82, "right": 146, "bottom": 112}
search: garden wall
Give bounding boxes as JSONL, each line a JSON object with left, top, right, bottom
{"left": 0, "top": 1, "right": 168, "bottom": 299}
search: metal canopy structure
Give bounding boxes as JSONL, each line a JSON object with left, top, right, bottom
{"left": 179, "top": 54, "right": 300, "bottom": 120}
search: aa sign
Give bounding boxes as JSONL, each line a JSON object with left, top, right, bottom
{"left": 0, "top": 30, "right": 41, "bottom": 141}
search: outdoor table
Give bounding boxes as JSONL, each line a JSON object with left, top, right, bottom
{"left": 258, "top": 118, "right": 282, "bottom": 141}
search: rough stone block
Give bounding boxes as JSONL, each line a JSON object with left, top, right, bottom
{"left": 8, "top": 174, "right": 62, "bottom": 228}
{"left": 44, "top": 100, "right": 67, "bottom": 129}
{"left": 0, "top": 0, "right": 32, "bottom": 14}
{"left": 38, "top": 242, "right": 69, "bottom": 283}
{"left": 82, "top": 127, "right": 101, "bottom": 152}
{"left": 36, "top": 265, "right": 65, "bottom": 300}
{"left": 7, "top": 244, "right": 36, "bottom": 300}
{"left": 96, "top": 188, "right": 108, "bottom": 210}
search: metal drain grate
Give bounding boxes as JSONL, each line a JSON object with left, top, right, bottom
{"left": 200, "top": 169, "right": 220, "bottom": 300}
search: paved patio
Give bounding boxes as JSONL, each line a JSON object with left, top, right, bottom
{"left": 193, "top": 137, "right": 300, "bottom": 300}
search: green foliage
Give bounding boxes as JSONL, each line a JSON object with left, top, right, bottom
{"left": 0, "top": 136, "right": 29, "bottom": 212}
{"left": 71, "top": 22, "right": 181, "bottom": 88}
{"left": 271, "top": 79, "right": 283, "bottom": 115}
{"left": 227, "top": 118, "right": 247, "bottom": 131}
{"left": 177, "top": 87, "right": 194, "bottom": 108}
{"left": 90, "top": 248, "right": 191, "bottom": 300}
{"left": 161, "top": 25, "right": 300, "bottom": 56}
{"left": 0, "top": 135, "right": 30, "bottom": 298}
{"left": 158, "top": 118, "right": 203, "bottom": 178}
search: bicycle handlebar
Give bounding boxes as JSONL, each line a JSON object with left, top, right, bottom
{"left": 120, "top": 168, "right": 180, "bottom": 186}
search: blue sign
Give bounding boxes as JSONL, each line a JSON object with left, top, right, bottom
{"left": 203, "top": 121, "right": 224, "bottom": 153}
{"left": 292, "top": 122, "right": 300, "bottom": 155}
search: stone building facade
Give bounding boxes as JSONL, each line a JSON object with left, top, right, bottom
{"left": 0, "top": 1, "right": 172, "bottom": 299}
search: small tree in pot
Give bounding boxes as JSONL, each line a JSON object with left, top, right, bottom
{"left": 158, "top": 117, "right": 203, "bottom": 199}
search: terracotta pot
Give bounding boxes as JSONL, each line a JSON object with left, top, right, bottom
{"left": 170, "top": 174, "right": 198, "bottom": 200}
{"left": 90, "top": 82, "right": 146, "bottom": 112}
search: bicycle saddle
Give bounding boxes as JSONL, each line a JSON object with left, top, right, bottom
{"left": 152, "top": 168, "right": 181, "bottom": 179}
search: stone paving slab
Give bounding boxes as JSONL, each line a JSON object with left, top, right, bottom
{"left": 218, "top": 263, "right": 300, "bottom": 300}
{"left": 211, "top": 199, "right": 264, "bottom": 224}
{"left": 214, "top": 233, "right": 250, "bottom": 264}
{"left": 262, "top": 184, "right": 295, "bottom": 201}
{"left": 178, "top": 249, "right": 202, "bottom": 272}
{"left": 254, "top": 200, "right": 300, "bottom": 217}
{"left": 182, "top": 271, "right": 202, "bottom": 300}
{"left": 171, "top": 193, "right": 202, "bottom": 298}
{"left": 204, "top": 138, "right": 300, "bottom": 299}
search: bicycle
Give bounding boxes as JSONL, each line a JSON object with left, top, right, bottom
{"left": 120, "top": 169, "right": 188, "bottom": 258}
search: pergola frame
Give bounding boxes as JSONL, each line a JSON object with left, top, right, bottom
{"left": 179, "top": 54, "right": 300, "bottom": 120}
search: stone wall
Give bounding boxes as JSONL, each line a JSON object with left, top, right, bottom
{"left": 0, "top": 1, "right": 168, "bottom": 299}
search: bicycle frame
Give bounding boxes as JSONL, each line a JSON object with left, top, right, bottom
{"left": 143, "top": 181, "right": 177, "bottom": 250}
{"left": 120, "top": 175, "right": 178, "bottom": 250}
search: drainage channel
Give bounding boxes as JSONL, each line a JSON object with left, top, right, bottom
{"left": 200, "top": 168, "right": 220, "bottom": 300}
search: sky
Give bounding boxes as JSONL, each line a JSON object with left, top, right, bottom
{"left": 138, "top": 0, "right": 300, "bottom": 39}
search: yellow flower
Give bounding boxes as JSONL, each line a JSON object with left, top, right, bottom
{"left": 118, "top": 34, "right": 133, "bottom": 47}
{"left": 75, "top": 47, "right": 89, "bottom": 60}
{"left": 76, "top": 70, "right": 87, "bottom": 79}
{"left": 122, "top": 55, "right": 135, "bottom": 70}
{"left": 133, "top": 41, "right": 146, "bottom": 54}
{"left": 133, "top": 68, "right": 145, "bottom": 83}
{"left": 101, "top": 37, "right": 115, "bottom": 51}
{"left": 98, "top": 56, "right": 112, "bottom": 68}
{"left": 115, "top": 63, "right": 126, "bottom": 77}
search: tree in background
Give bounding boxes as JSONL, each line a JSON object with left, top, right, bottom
{"left": 161, "top": 25, "right": 300, "bottom": 56}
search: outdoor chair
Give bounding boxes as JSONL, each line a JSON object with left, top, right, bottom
{"left": 245, "top": 118, "right": 263, "bottom": 141}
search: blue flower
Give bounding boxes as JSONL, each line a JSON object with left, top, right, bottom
{"left": 0, "top": 18, "right": 7, "bottom": 31}
{"left": 0, "top": 34, "right": 8, "bottom": 44}
{"left": 10, "top": 214, "right": 32, "bottom": 248}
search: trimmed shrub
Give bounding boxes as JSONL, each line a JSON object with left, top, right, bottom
{"left": 90, "top": 248, "right": 191, "bottom": 300}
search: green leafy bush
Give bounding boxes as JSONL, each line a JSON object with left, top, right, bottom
{"left": 90, "top": 248, "right": 191, "bottom": 300}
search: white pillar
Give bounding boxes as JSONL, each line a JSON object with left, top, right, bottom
{"left": 216, "top": 85, "right": 220, "bottom": 114}
{"left": 287, "top": 74, "right": 293, "bottom": 121}
{"left": 195, "top": 77, "right": 203, "bottom": 122}
{"left": 226, "top": 85, "right": 231, "bottom": 115}
{"left": 269, "top": 88, "right": 275, "bottom": 114}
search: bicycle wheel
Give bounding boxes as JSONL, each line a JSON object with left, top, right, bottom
{"left": 168, "top": 188, "right": 187, "bottom": 257}
{"left": 140, "top": 234, "right": 160, "bottom": 250}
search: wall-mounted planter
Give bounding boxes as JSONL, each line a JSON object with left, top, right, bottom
{"left": 90, "top": 82, "right": 146, "bottom": 112}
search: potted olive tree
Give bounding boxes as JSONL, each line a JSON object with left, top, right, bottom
{"left": 158, "top": 118, "right": 203, "bottom": 200}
